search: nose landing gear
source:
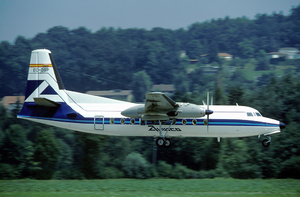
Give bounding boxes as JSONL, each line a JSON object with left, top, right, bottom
{"left": 262, "top": 136, "right": 271, "bottom": 147}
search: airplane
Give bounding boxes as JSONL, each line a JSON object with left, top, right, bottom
{"left": 17, "top": 49, "right": 286, "bottom": 148}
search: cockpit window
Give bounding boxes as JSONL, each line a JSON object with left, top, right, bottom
{"left": 255, "top": 112, "right": 262, "bottom": 117}
{"left": 247, "top": 112, "right": 253, "bottom": 117}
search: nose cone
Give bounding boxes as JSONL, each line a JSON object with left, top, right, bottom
{"left": 121, "top": 107, "right": 136, "bottom": 118}
{"left": 280, "top": 122, "right": 286, "bottom": 129}
{"left": 205, "top": 109, "right": 213, "bottom": 115}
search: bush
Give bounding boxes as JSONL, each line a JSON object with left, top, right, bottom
{"left": 99, "top": 167, "right": 124, "bottom": 179}
{"left": 171, "top": 163, "right": 198, "bottom": 179}
{"left": 122, "top": 152, "right": 151, "bottom": 179}
{"left": 156, "top": 161, "right": 173, "bottom": 178}
{"left": 0, "top": 163, "right": 19, "bottom": 179}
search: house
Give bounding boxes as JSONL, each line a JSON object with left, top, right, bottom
{"left": 1, "top": 96, "right": 25, "bottom": 111}
{"left": 218, "top": 53, "right": 233, "bottom": 61}
{"left": 201, "top": 66, "right": 219, "bottom": 73}
{"left": 151, "top": 84, "right": 175, "bottom": 96}
{"left": 267, "top": 52, "right": 286, "bottom": 59}
{"left": 267, "top": 52, "right": 286, "bottom": 64}
{"left": 86, "top": 90, "right": 133, "bottom": 102}
{"left": 179, "top": 50, "right": 186, "bottom": 58}
{"left": 199, "top": 54, "right": 209, "bottom": 64}
{"left": 296, "top": 51, "right": 300, "bottom": 59}
{"left": 278, "top": 47, "right": 299, "bottom": 59}
{"left": 189, "top": 59, "right": 199, "bottom": 64}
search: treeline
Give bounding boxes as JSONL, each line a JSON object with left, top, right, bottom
{"left": 0, "top": 73, "right": 300, "bottom": 179}
{"left": 0, "top": 6, "right": 300, "bottom": 179}
{"left": 0, "top": 6, "right": 300, "bottom": 99}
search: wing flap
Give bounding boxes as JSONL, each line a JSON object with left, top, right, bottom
{"left": 145, "top": 92, "right": 178, "bottom": 113}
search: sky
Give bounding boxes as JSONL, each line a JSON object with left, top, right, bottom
{"left": 1, "top": 0, "right": 300, "bottom": 43}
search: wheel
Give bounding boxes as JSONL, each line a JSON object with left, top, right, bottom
{"left": 262, "top": 139, "right": 270, "bottom": 147}
{"left": 156, "top": 138, "right": 165, "bottom": 147}
{"left": 164, "top": 138, "right": 172, "bottom": 147}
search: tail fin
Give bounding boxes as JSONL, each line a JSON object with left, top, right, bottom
{"left": 24, "top": 49, "right": 65, "bottom": 101}
{"left": 18, "top": 49, "right": 69, "bottom": 118}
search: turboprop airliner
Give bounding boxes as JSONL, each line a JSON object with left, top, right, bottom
{"left": 17, "top": 49, "right": 286, "bottom": 147}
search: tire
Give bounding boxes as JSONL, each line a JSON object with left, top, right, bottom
{"left": 262, "top": 139, "right": 270, "bottom": 147}
{"left": 164, "top": 138, "right": 172, "bottom": 147}
{"left": 156, "top": 138, "right": 165, "bottom": 147}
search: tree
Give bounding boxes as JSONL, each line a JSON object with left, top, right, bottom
{"left": 238, "top": 39, "right": 255, "bottom": 59}
{"left": 186, "top": 39, "right": 203, "bottom": 59}
{"left": 34, "top": 129, "right": 61, "bottom": 179}
{"left": 255, "top": 50, "right": 270, "bottom": 71}
{"left": 227, "top": 86, "right": 244, "bottom": 105}
{"left": 131, "top": 70, "right": 152, "bottom": 102}
{"left": 0, "top": 124, "right": 33, "bottom": 179}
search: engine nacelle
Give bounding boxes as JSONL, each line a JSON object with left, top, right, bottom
{"left": 121, "top": 104, "right": 145, "bottom": 118}
{"left": 175, "top": 103, "right": 206, "bottom": 118}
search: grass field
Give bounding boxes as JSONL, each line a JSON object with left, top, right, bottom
{"left": 184, "top": 62, "right": 294, "bottom": 82}
{"left": 0, "top": 179, "right": 299, "bottom": 197}
{"left": 240, "top": 63, "right": 292, "bottom": 81}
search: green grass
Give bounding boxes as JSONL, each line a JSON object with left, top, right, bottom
{"left": 0, "top": 179, "right": 299, "bottom": 197}
{"left": 238, "top": 63, "right": 293, "bottom": 81}
{"left": 184, "top": 62, "right": 294, "bottom": 81}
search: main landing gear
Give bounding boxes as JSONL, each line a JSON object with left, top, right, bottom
{"left": 155, "top": 120, "right": 173, "bottom": 147}
{"left": 261, "top": 135, "right": 271, "bottom": 147}
{"left": 156, "top": 137, "right": 172, "bottom": 147}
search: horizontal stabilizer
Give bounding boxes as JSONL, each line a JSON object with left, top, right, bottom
{"left": 34, "top": 97, "right": 61, "bottom": 107}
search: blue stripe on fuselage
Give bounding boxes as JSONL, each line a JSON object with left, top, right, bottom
{"left": 18, "top": 102, "right": 278, "bottom": 127}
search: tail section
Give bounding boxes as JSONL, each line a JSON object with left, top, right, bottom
{"left": 18, "top": 49, "right": 129, "bottom": 130}
{"left": 18, "top": 49, "right": 71, "bottom": 119}
{"left": 24, "top": 49, "right": 65, "bottom": 102}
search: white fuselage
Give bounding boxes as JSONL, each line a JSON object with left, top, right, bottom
{"left": 19, "top": 94, "right": 280, "bottom": 138}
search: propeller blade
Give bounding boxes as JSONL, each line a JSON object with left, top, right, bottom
{"left": 207, "top": 92, "right": 209, "bottom": 132}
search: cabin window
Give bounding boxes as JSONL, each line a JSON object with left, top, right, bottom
{"left": 182, "top": 119, "right": 187, "bottom": 125}
{"left": 192, "top": 119, "right": 197, "bottom": 125}
{"left": 130, "top": 118, "right": 135, "bottom": 125}
{"left": 121, "top": 118, "right": 125, "bottom": 124}
{"left": 247, "top": 112, "right": 253, "bottom": 117}
{"left": 110, "top": 118, "right": 115, "bottom": 124}
{"left": 255, "top": 112, "right": 262, "bottom": 117}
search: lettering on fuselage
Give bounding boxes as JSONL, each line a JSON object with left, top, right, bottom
{"left": 148, "top": 125, "right": 182, "bottom": 132}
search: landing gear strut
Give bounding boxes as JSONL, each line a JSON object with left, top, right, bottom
{"left": 262, "top": 136, "right": 271, "bottom": 147}
{"left": 155, "top": 120, "right": 173, "bottom": 147}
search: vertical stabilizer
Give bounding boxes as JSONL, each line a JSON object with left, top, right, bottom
{"left": 24, "top": 49, "right": 65, "bottom": 102}
{"left": 18, "top": 49, "right": 76, "bottom": 120}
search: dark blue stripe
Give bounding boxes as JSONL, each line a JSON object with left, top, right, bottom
{"left": 17, "top": 114, "right": 278, "bottom": 127}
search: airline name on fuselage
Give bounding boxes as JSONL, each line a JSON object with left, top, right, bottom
{"left": 148, "top": 125, "right": 182, "bottom": 132}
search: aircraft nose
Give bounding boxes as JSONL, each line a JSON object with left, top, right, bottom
{"left": 279, "top": 122, "right": 286, "bottom": 129}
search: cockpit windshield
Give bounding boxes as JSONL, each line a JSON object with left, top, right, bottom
{"left": 247, "top": 112, "right": 262, "bottom": 117}
{"left": 255, "top": 112, "right": 262, "bottom": 117}
{"left": 247, "top": 112, "right": 253, "bottom": 117}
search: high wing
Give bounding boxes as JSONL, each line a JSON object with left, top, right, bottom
{"left": 121, "top": 92, "right": 206, "bottom": 120}
{"left": 145, "top": 92, "right": 178, "bottom": 113}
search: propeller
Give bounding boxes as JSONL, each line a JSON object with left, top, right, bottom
{"left": 204, "top": 92, "right": 213, "bottom": 132}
